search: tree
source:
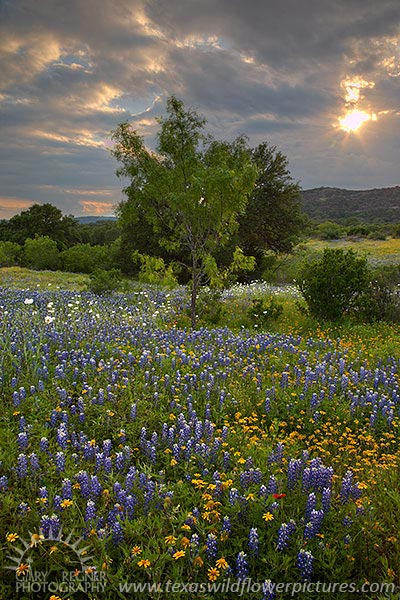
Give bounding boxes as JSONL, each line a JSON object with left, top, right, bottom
{"left": 236, "top": 143, "right": 305, "bottom": 266}
{"left": 112, "top": 96, "right": 257, "bottom": 327}
{"left": 4, "top": 204, "right": 79, "bottom": 248}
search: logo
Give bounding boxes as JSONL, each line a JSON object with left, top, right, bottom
{"left": 5, "top": 528, "right": 107, "bottom": 595}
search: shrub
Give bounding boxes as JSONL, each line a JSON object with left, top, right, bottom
{"left": 23, "top": 236, "right": 60, "bottom": 270}
{"left": 247, "top": 295, "right": 283, "bottom": 328}
{"left": 365, "top": 264, "right": 400, "bottom": 322}
{"left": 196, "top": 288, "right": 226, "bottom": 326}
{"left": 87, "top": 268, "right": 122, "bottom": 295}
{"left": 60, "top": 244, "right": 111, "bottom": 273}
{"left": 316, "top": 221, "right": 345, "bottom": 240}
{"left": 0, "top": 241, "right": 22, "bottom": 267}
{"left": 132, "top": 252, "right": 178, "bottom": 289}
{"left": 298, "top": 248, "right": 371, "bottom": 321}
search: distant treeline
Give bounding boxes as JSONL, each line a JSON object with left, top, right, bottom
{"left": 309, "top": 219, "right": 400, "bottom": 240}
{"left": 2, "top": 201, "right": 400, "bottom": 278}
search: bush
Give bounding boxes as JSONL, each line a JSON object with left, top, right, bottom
{"left": 316, "top": 221, "right": 345, "bottom": 240}
{"left": 0, "top": 241, "right": 22, "bottom": 266}
{"left": 247, "top": 295, "right": 283, "bottom": 328}
{"left": 364, "top": 264, "right": 400, "bottom": 322}
{"left": 23, "top": 236, "right": 60, "bottom": 270}
{"left": 87, "top": 269, "right": 122, "bottom": 295}
{"left": 298, "top": 248, "right": 371, "bottom": 321}
{"left": 132, "top": 252, "right": 178, "bottom": 289}
{"left": 61, "top": 244, "right": 111, "bottom": 273}
{"left": 196, "top": 288, "right": 226, "bottom": 326}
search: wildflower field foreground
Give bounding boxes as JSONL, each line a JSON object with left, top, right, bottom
{"left": 0, "top": 280, "right": 399, "bottom": 600}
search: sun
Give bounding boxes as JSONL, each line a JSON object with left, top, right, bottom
{"left": 338, "top": 110, "right": 374, "bottom": 132}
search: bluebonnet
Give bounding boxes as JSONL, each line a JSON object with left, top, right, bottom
{"left": 305, "top": 492, "right": 317, "bottom": 521}
{"left": 55, "top": 452, "right": 66, "bottom": 473}
{"left": 277, "top": 520, "right": 296, "bottom": 551}
{"left": 85, "top": 500, "right": 97, "bottom": 521}
{"left": 287, "top": 458, "right": 303, "bottom": 490}
{"left": 61, "top": 478, "right": 73, "bottom": 499}
{"left": 18, "top": 501, "right": 29, "bottom": 514}
{"left": 322, "top": 487, "right": 331, "bottom": 513}
{"left": 206, "top": 533, "right": 218, "bottom": 561}
{"left": 16, "top": 454, "right": 28, "bottom": 478}
{"left": 248, "top": 527, "right": 259, "bottom": 555}
{"left": 236, "top": 551, "right": 249, "bottom": 580}
{"left": 261, "top": 580, "right": 276, "bottom": 600}
{"left": 40, "top": 514, "right": 52, "bottom": 537}
{"left": 17, "top": 432, "right": 29, "bottom": 450}
{"left": 29, "top": 453, "right": 39, "bottom": 472}
{"left": 39, "top": 437, "right": 49, "bottom": 452}
{"left": 297, "top": 549, "right": 314, "bottom": 581}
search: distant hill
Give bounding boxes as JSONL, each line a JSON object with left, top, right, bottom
{"left": 301, "top": 186, "right": 400, "bottom": 223}
{"left": 76, "top": 216, "right": 117, "bottom": 224}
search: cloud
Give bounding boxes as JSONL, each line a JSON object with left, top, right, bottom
{"left": 80, "top": 200, "right": 116, "bottom": 214}
{"left": 0, "top": 197, "right": 36, "bottom": 219}
{"left": 0, "top": 0, "right": 399, "bottom": 218}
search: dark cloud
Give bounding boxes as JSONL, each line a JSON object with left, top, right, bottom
{"left": 0, "top": 0, "right": 399, "bottom": 217}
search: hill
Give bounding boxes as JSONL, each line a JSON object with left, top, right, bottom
{"left": 301, "top": 186, "right": 400, "bottom": 223}
{"left": 75, "top": 216, "right": 117, "bottom": 224}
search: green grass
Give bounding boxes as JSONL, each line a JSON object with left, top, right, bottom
{"left": 0, "top": 267, "right": 90, "bottom": 290}
{"left": 304, "top": 238, "right": 400, "bottom": 266}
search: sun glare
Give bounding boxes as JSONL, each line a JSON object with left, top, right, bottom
{"left": 338, "top": 110, "right": 374, "bottom": 132}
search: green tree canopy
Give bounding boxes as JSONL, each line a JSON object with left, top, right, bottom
{"left": 236, "top": 143, "right": 305, "bottom": 262}
{"left": 112, "top": 96, "right": 257, "bottom": 326}
{"left": 3, "top": 203, "right": 79, "bottom": 248}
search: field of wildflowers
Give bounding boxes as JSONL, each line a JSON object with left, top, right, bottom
{"left": 0, "top": 275, "right": 399, "bottom": 599}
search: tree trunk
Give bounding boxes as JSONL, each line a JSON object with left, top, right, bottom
{"left": 190, "top": 279, "right": 197, "bottom": 329}
{"left": 190, "top": 253, "right": 199, "bottom": 329}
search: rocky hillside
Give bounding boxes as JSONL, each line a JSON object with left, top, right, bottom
{"left": 301, "top": 186, "right": 400, "bottom": 223}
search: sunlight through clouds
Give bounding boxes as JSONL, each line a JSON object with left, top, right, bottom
{"left": 0, "top": 0, "right": 399, "bottom": 217}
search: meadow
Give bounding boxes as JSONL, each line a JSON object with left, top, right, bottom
{"left": 0, "top": 268, "right": 399, "bottom": 599}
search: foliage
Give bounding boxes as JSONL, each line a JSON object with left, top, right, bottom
{"left": 87, "top": 268, "right": 122, "bottom": 295}
{"left": 365, "top": 264, "right": 400, "bottom": 322}
{"left": 76, "top": 219, "right": 120, "bottom": 245}
{"left": 112, "top": 96, "right": 257, "bottom": 326}
{"left": 301, "top": 186, "right": 400, "bottom": 223}
{"left": 298, "top": 248, "right": 371, "bottom": 321}
{"left": 234, "top": 143, "right": 305, "bottom": 270}
{"left": 0, "top": 241, "right": 21, "bottom": 267}
{"left": 23, "top": 236, "right": 61, "bottom": 271}
{"left": 247, "top": 295, "right": 284, "bottom": 328}
{"left": 316, "top": 221, "right": 345, "bottom": 240}
{"left": 132, "top": 251, "right": 179, "bottom": 289}
{"left": 60, "top": 243, "right": 112, "bottom": 273}
{"left": 0, "top": 203, "right": 79, "bottom": 247}
{"left": 203, "top": 247, "right": 256, "bottom": 289}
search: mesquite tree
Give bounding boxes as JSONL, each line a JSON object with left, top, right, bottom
{"left": 111, "top": 97, "right": 256, "bottom": 327}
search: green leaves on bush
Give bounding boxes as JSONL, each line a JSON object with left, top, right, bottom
{"left": 0, "top": 241, "right": 21, "bottom": 267}
{"left": 60, "top": 244, "right": 111, "bottom": 273}
{"left": 298, "top": 249, "right": 371, "bottom": 321}
{"left": 87, "top": 268, "right": 122, "bottom": 295}
{"left": 247, "top": 295, "right": 283, "bottom": 327}
{"left": 23, "top": 236, "right": 61, "bottom": 271}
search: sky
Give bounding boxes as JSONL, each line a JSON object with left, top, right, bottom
{"left": 0, "top": 0, "right": 399, "bottom": 219}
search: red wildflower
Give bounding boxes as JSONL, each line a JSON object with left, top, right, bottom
{"left": 272, "top": 493, "right": 286, "bottom": 499}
